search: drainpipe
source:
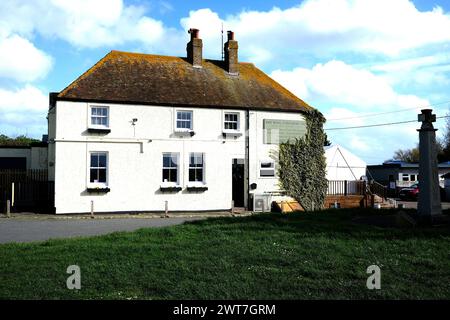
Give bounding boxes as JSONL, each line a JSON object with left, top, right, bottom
{"left": 244, "top": 109, "right": 250, "bottom": 210}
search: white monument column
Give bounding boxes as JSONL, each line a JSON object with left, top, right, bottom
{"left": 417, "top": 109, "right": 442, "bottom": 224}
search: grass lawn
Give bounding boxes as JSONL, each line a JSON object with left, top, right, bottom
{"left": 0, "top": 209, "right": 449, "bottom": 299}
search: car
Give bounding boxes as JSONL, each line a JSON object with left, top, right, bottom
{"left": 399, "top": 183, "right": 419, "bottom": 200}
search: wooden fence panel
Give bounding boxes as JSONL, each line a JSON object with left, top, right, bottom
{"left": 0, "top": 169, "right": 53, "bottom": 213}
{"left": 327, "top": 180, "right": 366, "bottom": 196}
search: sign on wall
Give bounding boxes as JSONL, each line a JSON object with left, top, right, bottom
{"left": 263, "top": 119, "right": 307, "bottom": 144}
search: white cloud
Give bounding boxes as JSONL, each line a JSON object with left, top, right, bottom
{"left": 271, "top": 60, "right": 429, "bottom": 110}
{"left": 271, "top": 59, "right": 432, "bottom": 163}
{"left": 0, "top": 0, "right": 167, "bottom": 49}
{"left": 2, "top": 0, "right": 450, "bottom": 61}
{"left": 0, "top": 34, "right": 52, "bottom": 82}
{"left": 180, "top": 0, "right": 450, "bottom": 64}
{"left": 0, "top": 85, "right": 48, "bottom": 137}
{"left": 0, "top": 85, "right": 48, "bottom": 113}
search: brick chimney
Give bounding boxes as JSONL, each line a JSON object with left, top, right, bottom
{"left": 187, "top": 28, "right": 202, "bottom": 68}
{"left": 224, "top": 31, "right": 238, "bottom": 75}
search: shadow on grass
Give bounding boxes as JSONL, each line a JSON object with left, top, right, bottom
{"left": 184, "top": 208, "right": 450, "bottom": 241}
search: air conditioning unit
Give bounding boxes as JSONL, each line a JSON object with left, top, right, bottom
{"left": 253, "top": 194, "right": 271, "bottom": 212}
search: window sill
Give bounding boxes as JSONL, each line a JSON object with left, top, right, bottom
{"left": 87, "top": 127, "right": 111, "bottom": 134}
{"left": 174, "top": 129, "right": 195, "bottom": 137}
{"left": 222, "top": 130, "right": 242, "bottom": 137}
{"left": 86, "top": 187, "right": 110, "bottom": 193}
{"left": 160, "top": 185, "right": 182, "bottom": 192}
{"left": 186, "top": 184, "right": 208, "bottom": 192}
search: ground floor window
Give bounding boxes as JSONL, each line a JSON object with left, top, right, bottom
{"left": 162, "top": 152, "right": 179, "bottom": 183}
{"left": 260, "top": 161, "right": 275, "bottom": 177}
{"left": 90, "top": 152, "right": 107, "bottom": 184}
{"left": 189, "top": 153, "right": 204, "bottom": 182}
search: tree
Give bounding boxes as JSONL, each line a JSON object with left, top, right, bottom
{"left": 278, "top": 110, "right": 328, "bottom": 211}
{"left": 393, "top": 146, "right": 420, "bottom": 162}
{"left": 0, "top": 134, "right": 40, "bottom": 146}
{"left": 389, "top": 109, "right": 450, "bottom": 163}
{"left": 438, "top": 110, "right": 450, "bottom": 162}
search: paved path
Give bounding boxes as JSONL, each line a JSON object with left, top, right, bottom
{"left": 396, "top": 201, "right": 450, "bottom": 210}
{"left": 0, "top": 218, "right": 200, "bottom": 244}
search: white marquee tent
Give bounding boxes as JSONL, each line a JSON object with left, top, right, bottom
{"left": 325, "top": 145, "right": 367, "bottom": 181}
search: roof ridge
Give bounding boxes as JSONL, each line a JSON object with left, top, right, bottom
{"left": 58, "top": 51, "right": 115, "bottom": 97}
{"left": 110, "top": 49, "right": 254, "bottom": 65}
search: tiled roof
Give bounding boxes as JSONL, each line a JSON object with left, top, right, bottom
{"left": 58, "top": 50, "right": 313, "bottom": 113}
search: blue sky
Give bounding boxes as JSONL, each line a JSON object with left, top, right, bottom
{"left": 1, "top": 0, "right": 450, "bottom": 165}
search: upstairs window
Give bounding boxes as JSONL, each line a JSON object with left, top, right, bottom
{"left": 260, "top": 161, "right": 275, "bottom": 177}
{"left": 176, "top": 110, "right": 193, "bottom": 130}
{"left": 90, "top": 106, "right": 109, "bottom": 127}
{"left": 224, "top": 112, "right": 239, "bottom": 131}
{"left": 162, "top": 153, "right": 179, "bottom": 184}
{"left": 189, "top": 153, "right": 204, "bottom": 182}
{"left": 90, "top": 152, "right": 108, "bottom": 185}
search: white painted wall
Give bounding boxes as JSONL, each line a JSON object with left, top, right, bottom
{"left": 51, "top": 101, "right": 305, "bottom": 213}
{"left": 30, "top": 147, "right": 48, "bottom": 169}
{"left": 248, "top": 110, "right": 306, "bottom": 196}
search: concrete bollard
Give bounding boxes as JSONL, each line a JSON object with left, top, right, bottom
{"left": 90, "top": 200, "right": 94, "bottom": 219}
{"left": 6, "top": 200, "right": 11, "bottom": 218}
{"left": 165, "top": 201, "right": 168, "bottom": 216}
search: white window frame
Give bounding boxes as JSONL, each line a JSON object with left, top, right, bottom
{"left": 89, "top": 105, "right": 109, "bottom": 129}
{"left": 162, "top": 152, "right": 180, "bottom": 186}
{"left": 188, "top": 152, "right": 206, "bottom": 185}
{"left": 259, "top": 161, "right": 276, "bottom": 178}
{"left": 175, "top": 110, "right": 193, "bottom": 132}
{"left": 89, "top": 151, "right": 108, "bottom": 187}
{"left": 223, "top": 112, "right": 240, "bottom": 132}
{"left": 401, "top": 173, "right": 409, "bottom": 182}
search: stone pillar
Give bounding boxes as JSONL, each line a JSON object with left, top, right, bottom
{"left": 417, "top": 109, "right": 442, "bottom": 224}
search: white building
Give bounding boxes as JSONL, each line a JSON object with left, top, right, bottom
{"left": 48, "top": 30, "right": 317, "bottom": 214}
{"left": 324, "top": 145, "right": 367, "bottom": 181}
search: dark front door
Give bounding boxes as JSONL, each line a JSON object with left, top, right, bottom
{"left": 232, "top": 159, "right": 245, "bottom": 207}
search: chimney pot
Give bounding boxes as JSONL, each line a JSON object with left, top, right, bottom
{"left": 227, "top": 31, "right": 234, "bottom": 41}
{"left": 188, "top": 28, "right": 200, "bottom": 40}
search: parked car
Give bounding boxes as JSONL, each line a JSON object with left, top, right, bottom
{"left": 398, "top": 183, "right": 446, "bottom": 201}
{"left": 399, "top": 183, "right": 419, "bottom": 200}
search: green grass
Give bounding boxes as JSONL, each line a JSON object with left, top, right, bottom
{"left": 0, "top": 209, "right": 449, "bottom": 299}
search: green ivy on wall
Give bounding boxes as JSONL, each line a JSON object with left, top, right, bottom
{"left": 277, "top": 109, "right": 328, "bottom": 211}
